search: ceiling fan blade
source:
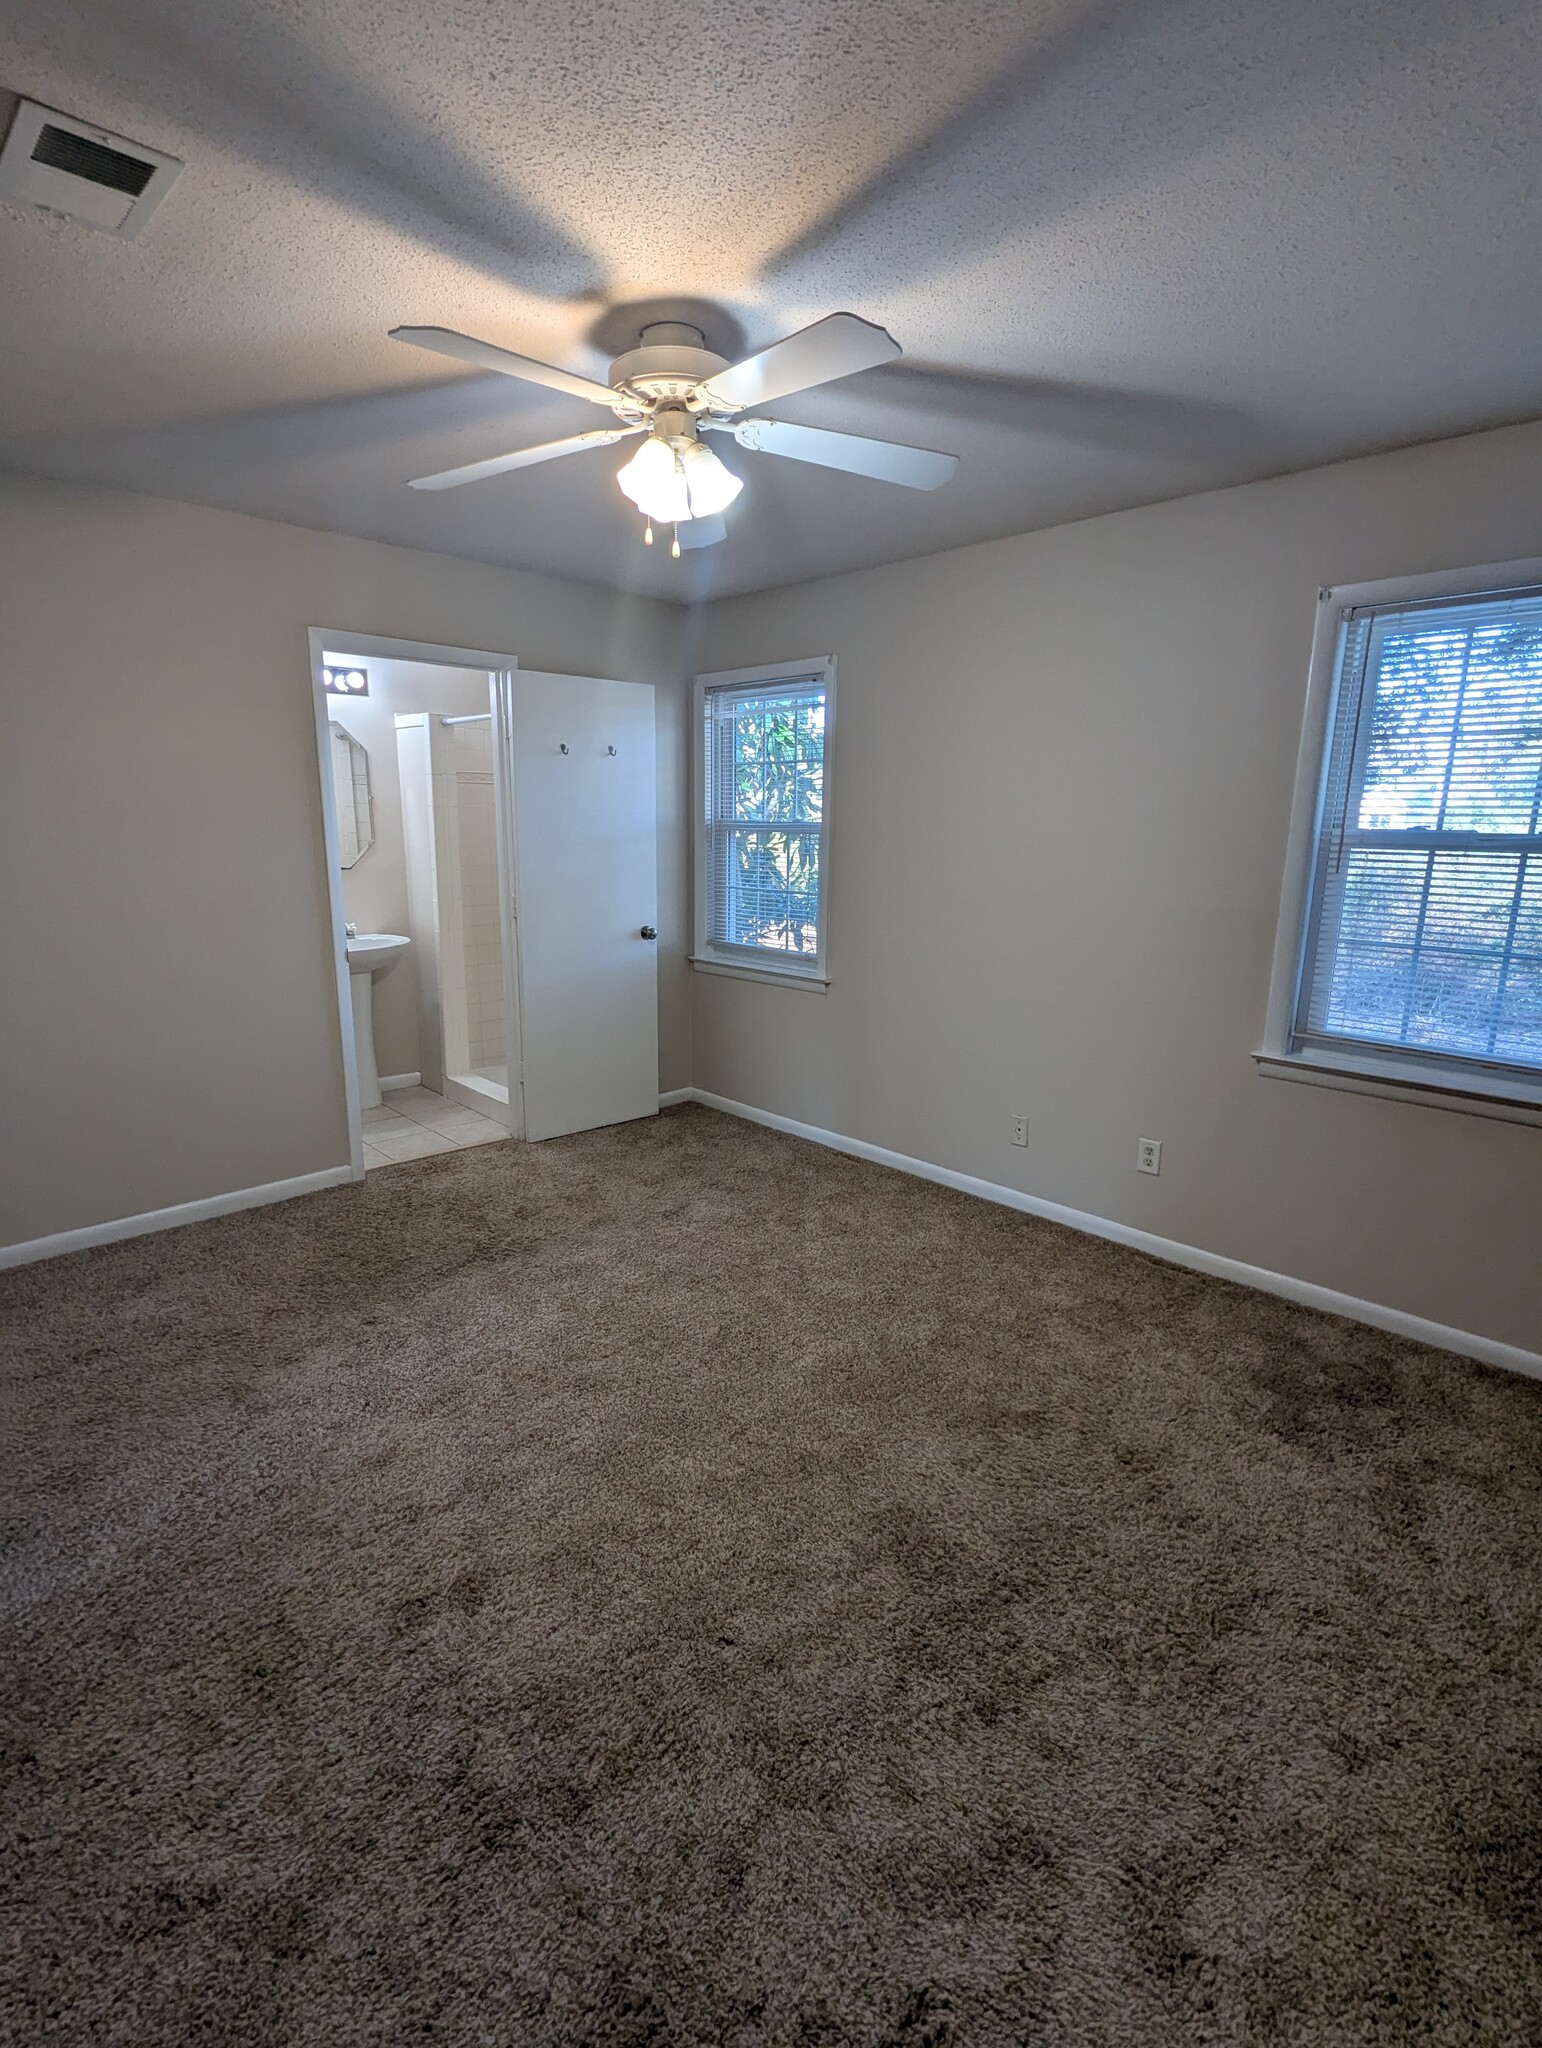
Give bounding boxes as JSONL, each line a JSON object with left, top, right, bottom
{"left": 695, "top": 312, "right": 901, "bottom": 411}
{"left": 390, "top": 326, "right": 623, "bottom": 409}
{"left": 407, "top": 426, "right": 642, "bottom": 491}
{"left": 722, "top": 417, "right": 958, "bottom": 489}
{"left": 675, "top": 514, "right": 727, "bottom": 551}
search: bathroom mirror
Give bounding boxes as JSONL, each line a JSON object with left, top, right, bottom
{"left": 329, "top": 721, "right": 374, "bottom": 867}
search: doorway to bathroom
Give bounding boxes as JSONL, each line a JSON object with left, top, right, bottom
{"left": 308, "top": 632, "right": 660, "bottom": 1176}
{"left": 313, "top": 638, "right": 516, "bottom": 1170}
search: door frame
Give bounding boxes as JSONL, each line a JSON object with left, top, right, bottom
{"left": 490, "top": 666, "right": 526, "bottom": 1138}
{"left": 306, "top": 629, "right": 520, "bottom": 1178}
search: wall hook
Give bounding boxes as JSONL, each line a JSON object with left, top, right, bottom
{"left": 607, "top": 744, "right": 617, "bottom": 756}
{"left": 559, "top": 742, "right": 569, "bottom": 755}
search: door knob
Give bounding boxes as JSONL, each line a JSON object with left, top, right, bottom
{"left": 640, "top": 925, "right": 657, "bottom": 940}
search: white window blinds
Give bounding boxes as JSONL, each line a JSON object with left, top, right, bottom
{"left": 1294, "top": 587, "right": 1542, "bottom": 1077}
{"left": 702, "top": 673, "right": 827, "bottom": 970}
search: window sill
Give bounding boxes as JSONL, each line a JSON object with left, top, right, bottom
{"left": 690, "top": 955, "right": 830, "bottom": 991}
{"left": 1253, "top": 1048, "right": 1542, "bottom": 1128}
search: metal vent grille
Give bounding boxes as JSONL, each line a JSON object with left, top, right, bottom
{"left": 0, "top": 98, "right": 182, "bottom": 236}
{"left": 30, "top": 123, "right": 156, "bottom": 197}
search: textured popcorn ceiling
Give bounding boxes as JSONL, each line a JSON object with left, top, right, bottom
{"left": 0, "top": 0, "right": 1537, "bottom": 600}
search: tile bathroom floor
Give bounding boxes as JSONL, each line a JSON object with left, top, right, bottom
{"left": 362, "top": 1086, "right": 509, "bottom": 1169}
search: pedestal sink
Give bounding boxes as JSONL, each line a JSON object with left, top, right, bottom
{"left": 345, "top": 932, "right": 410, "bottom": 1109}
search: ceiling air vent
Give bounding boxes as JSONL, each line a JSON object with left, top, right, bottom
{"left": 0, "top": 99, "right": 181, "bottom": 237}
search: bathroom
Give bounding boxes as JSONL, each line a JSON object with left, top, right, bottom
{"left": 323, "top": 650, "right": 513, "bottom": 1169}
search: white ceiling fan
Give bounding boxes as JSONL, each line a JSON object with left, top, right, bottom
{"left": 389, "top": 313, "right": 959, "bottom": 554}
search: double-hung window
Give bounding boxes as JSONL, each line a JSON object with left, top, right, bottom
{"left": 693, "top": 659, "right": 833, "bottom": 984}
{"left": 1264, "top": 564, "right": 1542, "bottom": 1114}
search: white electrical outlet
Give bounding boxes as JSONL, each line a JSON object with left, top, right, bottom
{"left": 1138, "top": 1138, "right": 1162, "bottom": 1175}
{"left": 1010, "top": 1114, "right": 1029, "bottom": 1147}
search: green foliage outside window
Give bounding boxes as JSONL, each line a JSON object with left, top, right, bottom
{"left": 726, "top": 693, "right": 825, "bottom": 953}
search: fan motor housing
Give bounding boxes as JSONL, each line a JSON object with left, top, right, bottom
{"left": 609, "top": 323, "right": 730, "bottom": 412}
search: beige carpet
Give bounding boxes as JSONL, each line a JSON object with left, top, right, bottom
{"left": 3, "top": 1105, "right": 1539, "bottom": 2045}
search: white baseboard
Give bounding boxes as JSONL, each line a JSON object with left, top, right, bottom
{"left": 681, "top": 1089, "right": 1542, "bottom": 1383}
{"left": 379, "top": 1072, "right": 422, "bottom": 1092}
{"left": 10, "top": 1095, "right": 1533, "bottom": 1383}
{"left": 0, "top": 1166, "right": 357, "bottom": 1271}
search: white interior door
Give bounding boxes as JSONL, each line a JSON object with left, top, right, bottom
{"left": 506, "top": 670, "right": 658, "bottom": 1141}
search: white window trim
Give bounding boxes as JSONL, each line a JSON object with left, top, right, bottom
{"left": 692, "top": 655, "right": 835, "bottom": 988}
{"left": 1258, "top": 555, "right": 1542, "bottom": 1126}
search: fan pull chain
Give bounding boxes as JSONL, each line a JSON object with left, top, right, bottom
{"left": 643, "top": 520, "right": 653, "bottom": 546}
{"left": 675, "top": 451, "right": 690, "bottom": 556}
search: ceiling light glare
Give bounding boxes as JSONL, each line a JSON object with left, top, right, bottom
{"left": 616, "top": 435, "right": 692, "bottom": 524}
{"left": 678, "top": 439, "right": 742, "bottom": 518}
{"left": 617, "top": 430, "right": 743, "bottom": 527}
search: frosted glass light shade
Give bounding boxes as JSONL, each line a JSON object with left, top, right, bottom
{"left": 678, "top": 440, "right": 743, "bottom": 518}
{"left": 617, "top": 432, "right": 743, "bottom": 524}
{"left": 616, "top": 436, "right": 691, "bottom": 523}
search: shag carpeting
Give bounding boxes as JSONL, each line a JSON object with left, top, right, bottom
{"left": 3, "top": 1106, "right": 1539, "bottom": 2046}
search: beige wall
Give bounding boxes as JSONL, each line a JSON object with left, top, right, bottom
{"left": 330, "top": 657, "right": 489, "bottom": 1081}
{"left": 6, "top": 432, "right": 1539, "bottom": 1348}
{"left": 0, "top": 476, "right": 689, "bottom": 1248}
{"left": 688, "top": 419, "right": 1542, "bottom": 1354}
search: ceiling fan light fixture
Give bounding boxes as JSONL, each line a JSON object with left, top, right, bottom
{"left": 392, "top": 313, "right": 956, "bottom": 550}
{"left": 617, "top": 424, "right": 743, "bottom": 529}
